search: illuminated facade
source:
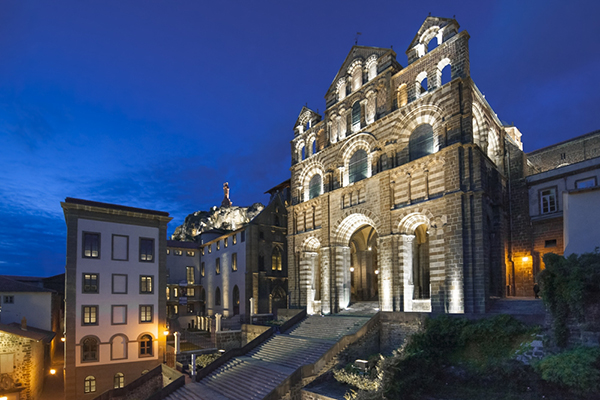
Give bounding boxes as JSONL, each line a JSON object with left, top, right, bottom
{"left": 287, "top": 16, "right": 525, "bottom": 314}
{"left": 61, "top": 198, "right": 171, "bottom": 399}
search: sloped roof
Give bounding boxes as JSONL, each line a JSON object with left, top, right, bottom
{"left": 294, "top": 106, "right": 321, "bottom": 130}
{"left": 0, "top": 322, "right": 55, "bottom": 342}
{"left": 166, "top": 240, "right": 200, "bottom": 249}
{"left": 325, "top": 45, "right": 396, "bottom": 97}
{"left": 0, "top": 276, "right": 54, "bottom": 293}
{"left": 407, "top": 16, "right": 459, "bottom": 51}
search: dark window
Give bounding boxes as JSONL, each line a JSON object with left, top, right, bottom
{"left": 232, "top": 285, "right": 240, "bottom": 316}
{"left": 3, "top": 295, "right": 14, "bottom": 304}
{"left": 139, "top": 335, "right": 152, "bottom": 356}
{"left": 409, "top": 124, "right": 434, "bottom": 161}
{"left": 259, "top": 255, "right": 265, "bottom": 271}
{"left": 241, "top": 231, "right": 246, "bottom": 242}
{"left": 349, "top": 149, "right": 368, "bottom": 183}
{"left": 84, "top": 376, "right": 96, "bottom": 393}
{"left": 309, "top": 174, "right": 322, "bottom": 199}
{"left": 232, "top": 253, "right": 238, "bottom": 271}
{"left": 114, "top": 373, "right": 124, "bottom": 389}
{"left": 540, "top": 188, "right": 557, "bottom": 214}
{"left": 140, "top": 276, "right": 153, "bottom": 294}
{"left": 140, "top": 305, "right": 153, "bottom": 323}
{"left": 139, "top": 238, "right": 154, "bottom": 262}
{"left": 82, "top": 306, "right": 98, "bottom": 325}
{"left": 187, "top": 304, "right": 195, "bottom": 313}
{"left": 82, "top": 337, "right": 99, "bottom": 362}
{"left": 83, "top": 273, "right": 99, "bottom": 293}
{"left": 272, "top": 247, "right": 282, "bottom": 271}
{"left": 545, "top": 239, "right": 557, "bottom": 248}
{"left": 83, "top": 232, "right": 100, "bottom": 259}
{"left": 259, "top": 231, "right": 264, "bottom": 240}
{"left": 216, "top": 258, "right": 220, "bottom": 275}
{"left": 351, "top": 101, "right": 361, "bottom": 130}
{"left": 215, "top": 287, "right": 221, "bottom": 306}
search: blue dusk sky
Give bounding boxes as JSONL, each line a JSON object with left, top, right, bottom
{"left": 0, "top": 0, "right": 598, "bottom": 277}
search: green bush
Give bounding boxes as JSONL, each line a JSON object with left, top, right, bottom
{"left": 534, "top": 347, "right": 600, "bottom": 393}
{"left": 195, "top": 352, "right": 221, "bottom": 368}
{"left": 538, "top": 251, "right": 600, "bottom": 347}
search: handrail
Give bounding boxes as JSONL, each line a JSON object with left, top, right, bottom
{"left": 262, "top": 312, "right": 381, "bottom": 400}
{"left": 195, "top": 325, "right": 274, "bottom": 382}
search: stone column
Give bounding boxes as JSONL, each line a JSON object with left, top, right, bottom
{"left": 249, "top": 298, "right": 255, "bottom": 317}
{"left": 320, "top": 247, "right": 331, "bottom": 314}
{"left": 332, "top": 245, "right": 351, "bottom": 312}
{"left": 399, "top": 234, "right": 415, "bottom": 311}
{"left": 190, "top": 354, "right": 197, "bottom": 376}
{"left": 377, "top": 235, "right": 395, "bottom": 312}
{"left": 269, "top": 294, "right": 273, "bottom": 314}
{"left": 429, "top": 225, "right": 446, "bottom": 313}
{"left": 174, "top": 332, "right": 181, "bottom": 354}
{"left": 366, "top": 91, "right": 376, "bottom": 124}
{"left": 215, "top": 313, "right": 222, "bottom": 332}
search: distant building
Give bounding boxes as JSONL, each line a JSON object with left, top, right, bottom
{"left": 0, "top": 321, "right": 54, "bottom": 400}
{"left": 0, "top": 276, "right": 61, "bottom": 364}
{"left": 166, "top": 240, "right": 202, "bottom": 330}
{"left": 61, "top": 198, "right": 171, "bottom": 400}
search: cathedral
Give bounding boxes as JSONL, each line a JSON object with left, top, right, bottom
{"left": 286, "top": 16, "right": 526, "bottom": 315}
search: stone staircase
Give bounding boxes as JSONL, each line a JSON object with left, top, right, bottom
{"left": 164, "top": 315, "right": 371, "bottom": 400}
{"left": 487, "top": 297, "right": 546, "bottom": 315}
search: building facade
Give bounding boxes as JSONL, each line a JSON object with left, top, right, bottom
{"left": 287, "top": 16, "right": 526, "bottom": 314}
{"left": 61, "top": 198, "right": 171, "bottom": 399}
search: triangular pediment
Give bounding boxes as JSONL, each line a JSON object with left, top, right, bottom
{"left": 294, "top": 106, "right": 321, "bottom": 131}
{"left": 325, "top": 45, "right": 397, "bottom": 98}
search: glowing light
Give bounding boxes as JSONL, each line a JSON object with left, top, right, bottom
{"left": 1, "top": 396, "right": 8, "bottom": 400}
{"left": 163, "top": 330, "right": 170, "bottom": 336}
{"left": 218, "top": 349, "right": 225, "bottom": 353}
{"left": 350, "top": 267, "right": 355, "bottom": 272}
{"left": 50, "top": 369, "right": 56, "bottom": 375}
{"left": 374, "top": 269, "right": 379, "bottom": 275}
{"left": 522, "top": 256, "right": 529, "bottom": 262}
{"left": 368, "top": 247, "right": 372, "bottom": 251}
{"left": 61, "top": 337, "right": 66, "bottom": 342}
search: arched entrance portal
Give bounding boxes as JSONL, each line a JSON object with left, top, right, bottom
{"left": 349, "top": 225, "right": 379, "bottom": 302}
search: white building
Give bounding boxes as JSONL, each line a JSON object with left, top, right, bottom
{"left": 61, "top": 197, "right": 171, "bottom": 400}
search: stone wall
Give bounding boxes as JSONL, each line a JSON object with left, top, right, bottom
{"left": 527, "top": 130, "right": 600, "bottom": 173}
{"left": 215, "top": 331, "right": 241, "bottom": 351}
{"left": 242, "top": 324, "right": 270, "bottom": 346}
{"left": 0, "top": 332, "right": 45, "bottom": 400}
{"left": 379, "top": 312, "right": 427, "bottom": 355}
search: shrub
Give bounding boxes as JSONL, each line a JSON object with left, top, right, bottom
{"left": 534, "top": 347, "right": 600, "bottom": 393}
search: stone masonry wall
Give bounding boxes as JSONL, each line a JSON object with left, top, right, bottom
{"left": 0, "top": 332, "right": 45, "bottom": 400}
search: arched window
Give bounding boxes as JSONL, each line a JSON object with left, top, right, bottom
{"left": 82, "top": 337, "right": 99, "bottom": 362}
{"left": 437, "top": 58, "right": 451, "bottom": 87}
{"left": 215, "top": 287, "right": 221, "bottom": 306}
{"left": 110, "top": 334, "right": 127, "bottom": 360}
{"left": 113, "top": 373, "right": 125, "bottom": 389}
{"left": 397, "top": 84, "right": 407, "bottom": 108}
{"left": 412, "top": 224, "right": 430, "bottom": 299}
{"left": 232, "top": 285, "right": 240, "bottom": 316}
{"left": 349, "top": 149, "right": 368, "bottom": 184}
{"left": 272, "top": 247, "right": 282, "bottom": 271}
{"left": 139, "top": 334, "right": 153, "bottom": 357}
{"left": 416, "top": 71, "right": 428, "bottom": 97}
{"left": 427, "top": 36, "right": 438, "bottom": 52}
{"left": 84, "top": 376, "right": 96, "bottom": 393}
{"left": 409, "top": 124, "right": 434, "bottom": 161}
{"left": 309, "top": 174, "right": 322, "bottom": 199}
{"left": 351, "top": 101, "right": 361, "bottom": 131}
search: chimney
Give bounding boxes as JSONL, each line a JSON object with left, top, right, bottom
{"left": 21, "top": 317, "right": 27, "bottom": 331}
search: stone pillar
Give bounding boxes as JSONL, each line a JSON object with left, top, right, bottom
{"left": 399, "top": 234, "right": 415, "bottom": 311}
{"left": 215, "top": 313, "right": 222, "bottom": 332}
{"left": 429, "top": 225, "right": 446, "bottom": 313}
{"left": 377, "top": 235, "right": 395, "bottom": 311}
{"left": 366, "top": 91, "right": 376, "bottom": 124}
{"left": 320, "top": 247, "right": 331, "bottom": 314}
{"left": 174, "top": 332, "right": 181, "bottom": 354}
{"left": 249, "top": 298, "right": 255, "bottom": 317}
{"left": 332, "top": 245, "right": 351, "bottom": 312}
{"left": 269, "top": 294, "right": 273, "bottom": 314}
{"left": 190, "top": 353, "right": 197, "bottom": 376}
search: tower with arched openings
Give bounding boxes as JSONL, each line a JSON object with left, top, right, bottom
{"left": 287, "top": 16, "right": 526, "bottom": 315}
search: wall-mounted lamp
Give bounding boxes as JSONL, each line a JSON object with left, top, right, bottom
{"left": 368, "top": 247, "right": 372, "bottom": 251}
{"left": 522, "top": 256, "right": 529, "bottom": 262}
{"left": 374, "top": 269, "right": 379, "bottom": 275}
{"left": 50, "top": 369, "right": 56, "bottom": 375}
{"left": 163, "top": 330, "right": 170, "bottom": 336}
{"left": 60, "top": 337, "right": 66, "bottom": 342}
{"left": 350, "top": 267, "right": 355, "bottom": 272}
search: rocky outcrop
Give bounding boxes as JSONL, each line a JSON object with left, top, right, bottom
{"left": 171, "top": 203, "right": 264, "bottom": 241}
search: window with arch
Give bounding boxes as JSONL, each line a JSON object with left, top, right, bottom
{"left": 349, "top": 149, "right": 368, "bottom": 184}
{"left": 232, "top": 285, "right": 240, "bottom": 316}
{"left": 309, "top": 174, "right": 322, "bottom": 199}
{"left": 409, "top": 124, "right": 434, "bottom": 161}
{"left": 416, "top": 71, "right": 428, "bottom": 96}
{"left": 114, "top": 373, "right": 125, "bottom": 389}
{"left": 82, "top": 336, "right": 99, "bottom": 362}
{"left": 111, "top": 334, "right": 127, "bottom": 360}
{"left": 412, "top": 224, "right": 430, "bottom": 299}
{"left": 215, "top": 287, "right": 221, "bottom": 306}
{"left": 272, "top": 247, "right": 282, "bottom": 271}
{"left": 84, "top": 376, "right": 96, "bottom": 393}
{"left": 139, "top": 334, "right": 152, "bottom": 357}
{"left": 351, "top": 101, "right": 361, "bottom": 131}
{"left": 397, "top": 84, "right": 408, "bottom": 108}
{"left": 437, "top": 58, "right": 451, "bottom": 87}
{"left": 427, "top": 36, "right": 438, "bottom": 52}
{"left": 312, "top": 139, "right": 317, "bottom": 155}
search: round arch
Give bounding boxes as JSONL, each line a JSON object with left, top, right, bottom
{"left": 398, "top": 211, "right": 433, "bottom": 234}
{"left": 338, "top": 133, "right": 378, "bottom": 186}
{"left": 333, "top": 211, "right": 381, "bottom": 246}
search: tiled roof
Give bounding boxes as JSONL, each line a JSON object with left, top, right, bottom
{"left": 0, "top": 322, "right": 55, "bottom": 342}
{"left": 0, "top": 276, "right": 54, "bottom": 293}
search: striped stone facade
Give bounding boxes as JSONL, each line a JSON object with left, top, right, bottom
{"left": 287, "top": 17, "right": 522, "bottom": 314}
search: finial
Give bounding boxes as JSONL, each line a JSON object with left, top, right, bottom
{"left": 355, "top": 32, "right": 362, "bottom": 45}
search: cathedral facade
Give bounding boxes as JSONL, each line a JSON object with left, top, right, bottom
{"left": 287, "top": 17, "right": 525, "bottom": 314}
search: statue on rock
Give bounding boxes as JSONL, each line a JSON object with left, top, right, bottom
{"left": 221, "top": 182, "right": 232, "bottom": 208}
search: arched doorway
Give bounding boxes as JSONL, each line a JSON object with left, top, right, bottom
{"left": 349, "top": 225, "right": 379, "bottom": 302}
{"left": 412, "top": 223, "right": 430, "bottom": 299}
{"left": 232, "top": 285, "right": 240, "bottom": 316}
